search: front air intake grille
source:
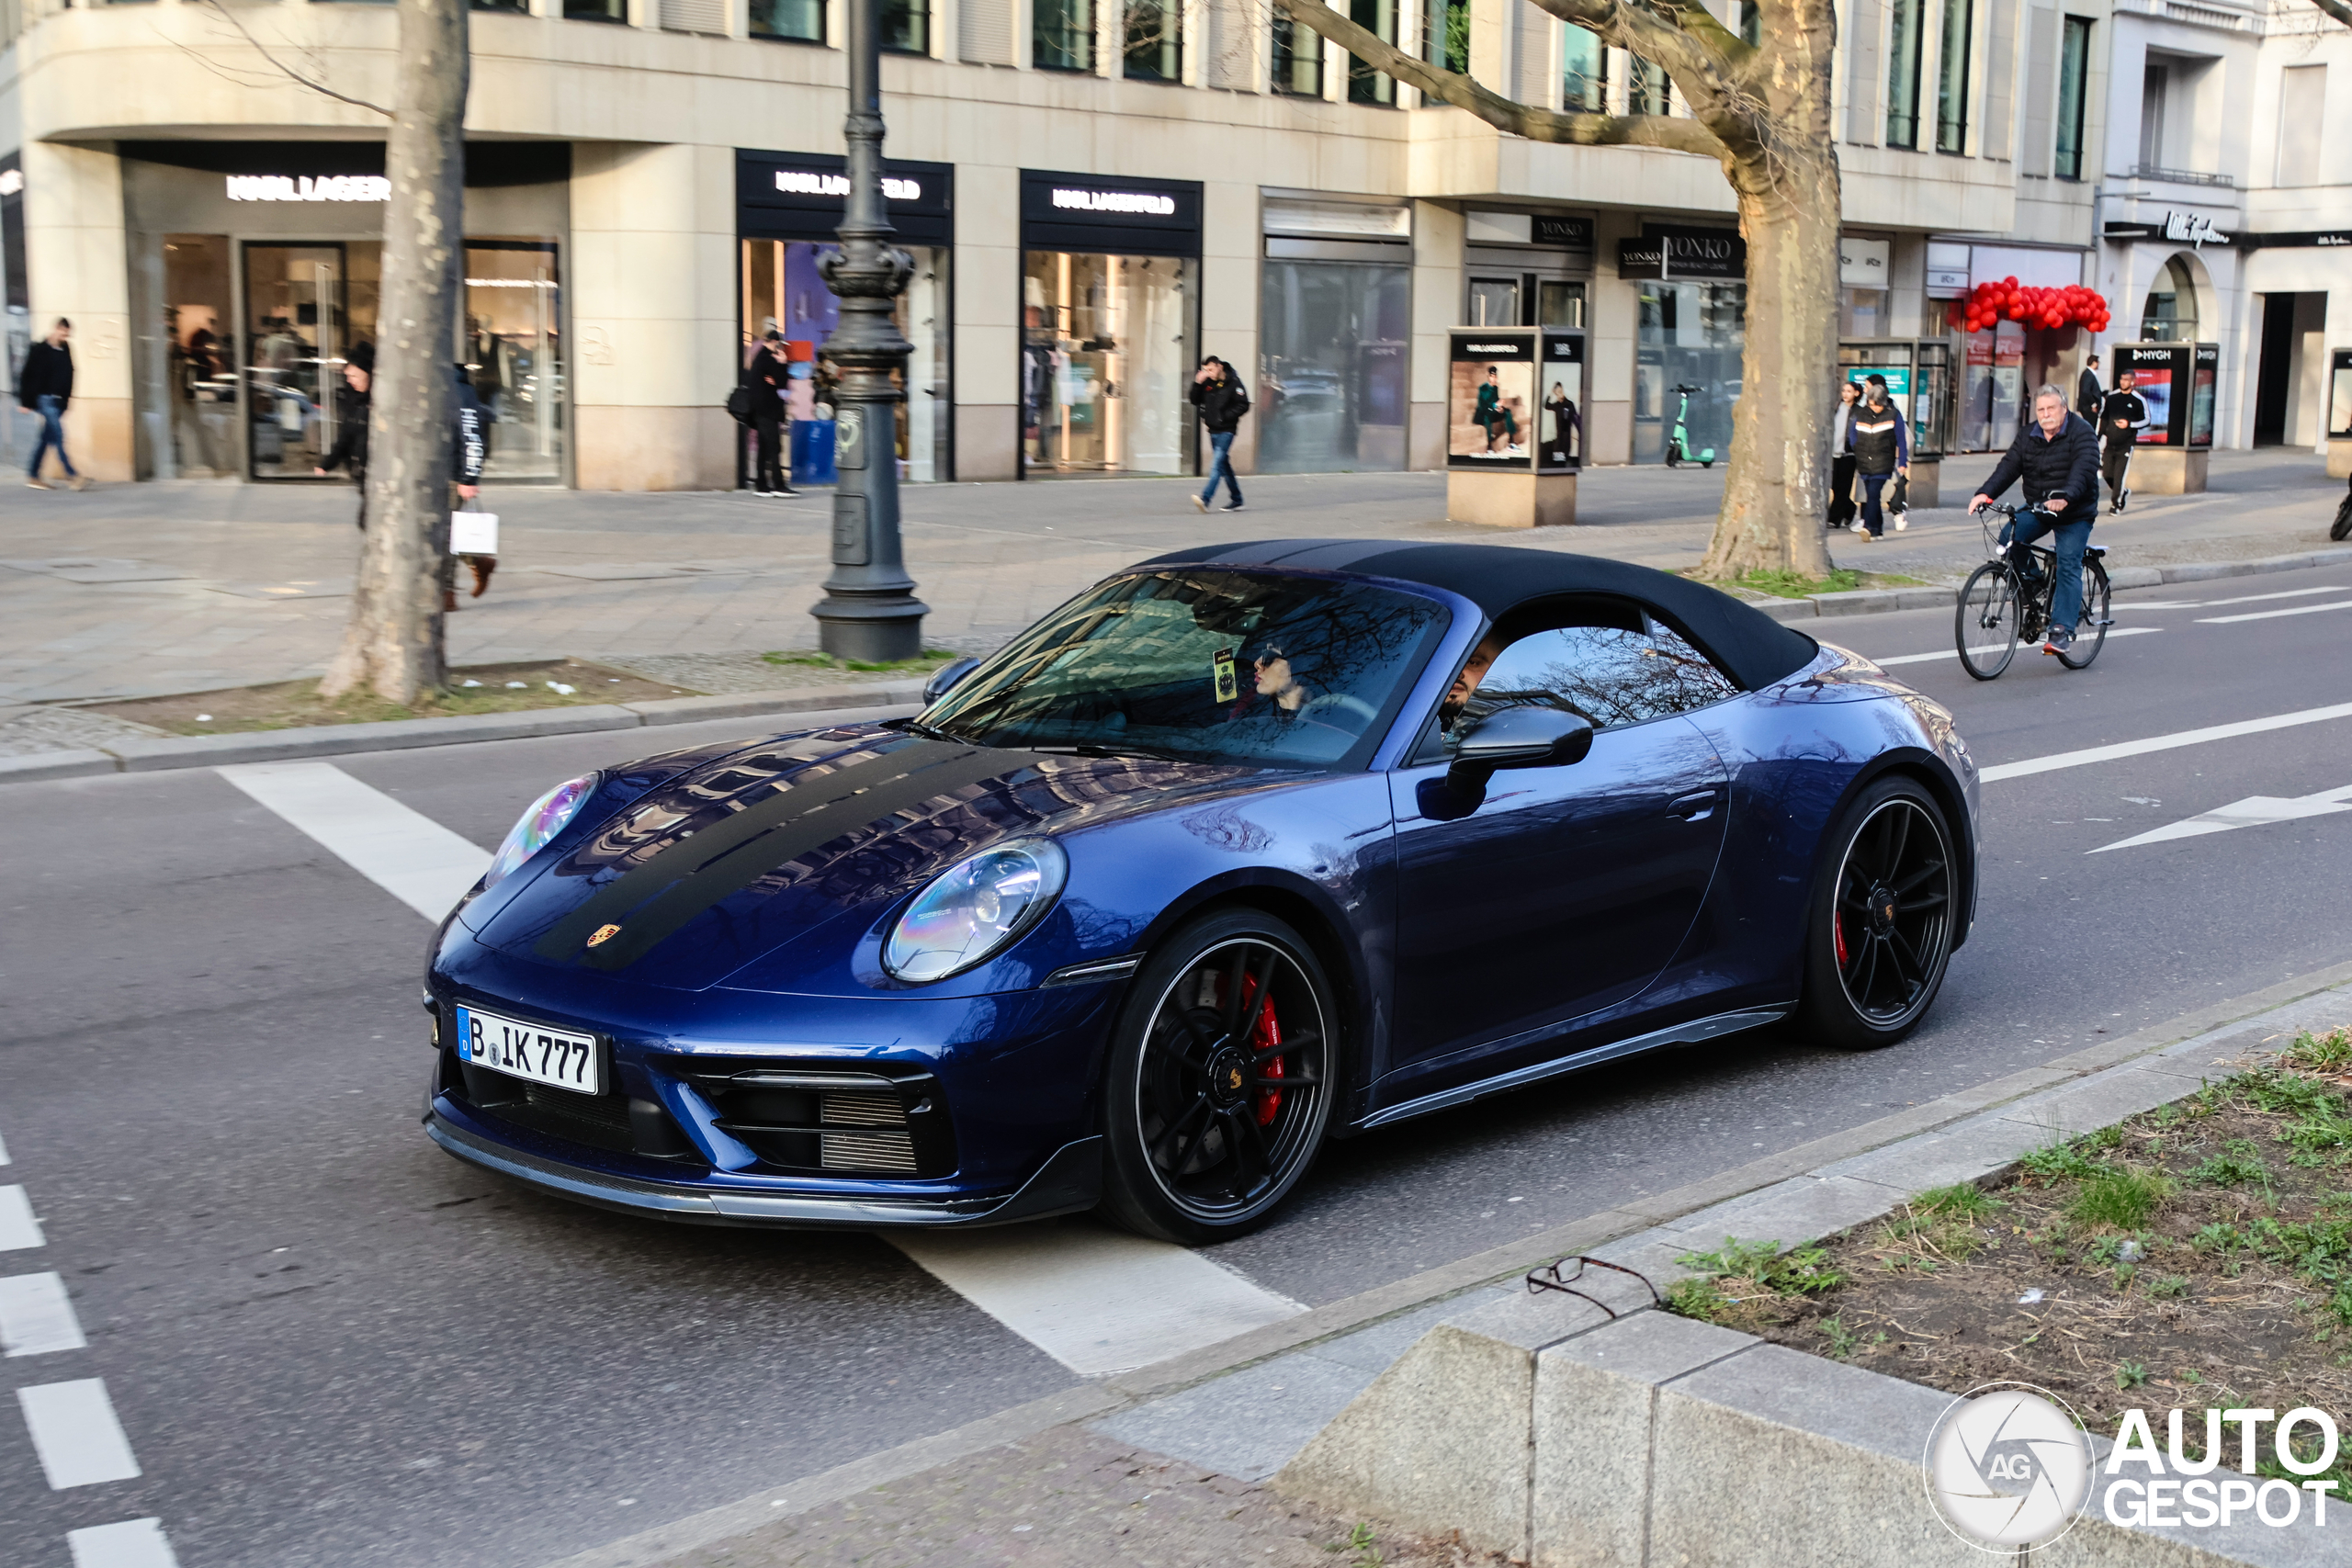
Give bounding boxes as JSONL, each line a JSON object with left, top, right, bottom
{"left": 820, "top": 1130, "right": 921, "bottom": 1174}
{"left": 690, "top": 1068, "right": 956, "bottom": 1177}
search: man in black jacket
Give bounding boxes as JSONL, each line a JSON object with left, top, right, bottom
{"left": 2075, "top": 355, "right": 2104, "bottom": 420}
{"left": 314, "top": 343, "right": 375, "bottom": 528}
{"left": 1189, "top": 357, "right": 1249, "bottom": 513}
{"left": 2097, "top": 371, "right": 2150, "bottom": 513}
{"left": 1971, "top": 383, "right": 2102, "bottom": 655}
{"left": 18, "top": 318, "right": 87, "bottom": 491}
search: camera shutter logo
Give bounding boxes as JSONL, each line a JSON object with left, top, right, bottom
{"left": 1923, "top": 1383, "right": 2094, "bottom": 1549}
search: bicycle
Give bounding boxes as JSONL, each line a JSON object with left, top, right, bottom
{"left": 1953, "top": 502, "right": 2112, "bottom": 680}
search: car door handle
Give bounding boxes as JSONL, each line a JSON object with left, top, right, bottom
{"left": 1665, "top": 789, "right": 1720, "bottom": 823}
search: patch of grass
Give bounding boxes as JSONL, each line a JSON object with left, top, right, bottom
{"left": 2021, "top": 1140, "right": 2106, "bottom": 1182}
{"left": 2286, "top": 1029, "right": 2352, "bottom": 1075}
{"left": 2115, "top": 1360, "right": 2151, "bottom": 1390}
{"left": 2150, "top": 1274, "right": 2190, "bottom": 1300}
{"left": 2188, "top": 1140, "right": 2273, "bottom": 1189}
{"left": 2066, "top": 1168, "right": 2173, "bottom": 1231}
{"left": 1674, "top": 1237, "right": 1849, "bottom": 1297}
{"left": 760, "top": 648, "right": 962, "bottom": 675}
{"left": 1732, "top": 568, "right": 1861, "bottom": 600}
{"left": 1665, "top": 1277, "right": 1731, "bottom": 1322}
{"left": 1912, "top": 1183, "right": 2007, "bottom": 1222}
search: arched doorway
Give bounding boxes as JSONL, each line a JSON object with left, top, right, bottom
{"left": 2139, "top": 254, "right": 2205, "bottom": 343}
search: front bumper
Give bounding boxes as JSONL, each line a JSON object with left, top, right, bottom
{"left": 426, "top": 1109, "right": 1103, "bottom": 1229}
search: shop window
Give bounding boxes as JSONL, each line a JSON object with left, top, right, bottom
{"left": 1838, "top": 288, "right": 1888, "bottom": 336}
{"left": 464, "top": 241, "right": 565, "bottom": 483}
{"left": 1345, "top": 0, "right": 1396, "bottom": 104}
{"left": 1935, "top": 0, "right": 1973, "bottom": 152}
{"left": 1035, "top": 0, "right": 1094, "bottom": 71}
{"left": 1260, "top": 257, "right": 1410, "bottom": 474}
{"left": 1022, "top": 252, "right": 1196, "bottom": 477}
{"left": 750, "top": 0, "right": 824, "bottom": 42}
{"left": 1634, "top": 280, "right": 1743, "bottom": 465}
{"left": 2140, "top": 254, "right": 2199, "bottom": 343}
{"left": 1467, "top": 277, "right": 1520, "bottom": 328}
{"left": 1124, "top": 0, "right": 1180, "bottom": 80}
{"left": 2053, "top": 17, "right": 2091, "bottom": 180}
{"left": 882, "top": 0, "right": 928, "bottom": 52}
{"left": 563, "top": 0, "right": 627, "bottom": 15}
{"left": 1562, "top": 25, "right": 1606, "bottom": 112}
{"left": 742, "top": 238, "right": 950, "bottom": 486}
{"left": 242, "top": 241, "right": 382, "bottom": 480}
{"left": 1272, "top": 13, "right": 1323, "bottom": 96}
{"left": 163, "top": 235, "right": 236, "bottom": 480}
{"left": 1886, "top": 0, "right": 1924, "bottom": 147}
{"left": 1538, "top": 281, "right": 1584, "bottom": 329}
{"left": 1629, "top": 55, "right": 1668, "bottom": 116}
{"left": 1424, "top": 0, "right": 1467, "bottom": 74}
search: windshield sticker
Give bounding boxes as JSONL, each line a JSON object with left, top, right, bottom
{"left": 1214, "top": 649, "right": 1238, "bottom": 704}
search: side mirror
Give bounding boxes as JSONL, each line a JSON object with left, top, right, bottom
{"left": 922, "top": 656, "right": 982, "bottom": 705}
{"left": 1451, "top": 705, "right": 1595, "bottom": 773}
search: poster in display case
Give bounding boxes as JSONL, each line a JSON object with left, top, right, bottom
{"left": 1537, "top": 331, "right": 1585, "bottom": 470}
{"left": 2113, "top": 343, "right": 2216, "bottom": 448}
{"left": 1449, "top": 330, "right": 1535, "bottom": 469}
{"left": 2335, "top": 349, "right": 2352, "bottom": 440}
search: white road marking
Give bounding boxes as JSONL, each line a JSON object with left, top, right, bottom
{"left": 1868, "top": 627, "right": 2160, "bottom": 667}
{"left": 17, "top": 1379, "right": 141, "bottom": 1488}
{"left": 220, "top": 762, "right": 492, "bottom": 920}
{"left": 1979, "top": 702, "right": 2352, "bottom": 784}
{"left": 2196, "top": 599, "right": 2352, "bottom": 626}
{"left": 2089, "top": 784, "right": 2352, "bottom": 853}
{"left": 67, "top": 1518, "right": 179, "bottom": 1568}
{"left": 2186, "top": 584, "right": 2352, "bottom": 609}
{"left": 0, "top": 1185, "right": 45, "bottom": 1250}
{"left": 892, "top": 1220, "right": 1306, "bottom": 1377}
{"left": 0, "top": 1271, "right": 86, "bottom": 1356}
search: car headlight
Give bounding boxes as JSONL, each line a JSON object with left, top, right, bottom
{"left": 482, "top": 773, "right": 599, "bottom": 890}
{"left": 883, "top": 840, "right": 1069, "bottom": 983}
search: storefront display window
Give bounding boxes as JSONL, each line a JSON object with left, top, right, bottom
{"left": 464, "top": 241, "right": 563, "bottom": 482}
{"left": 1634, "top": 281, "right": 1742, "bottom": 464}
{"left": 1260, "top": 258, "right": 1408, "bottom": 472}
{"left": 164, "top": 234, "right": 237, "bottom": 479}
{"left": 1023, "top": 252, "right": 1195, "bottom": 476}
{"left": 2140, "top": 255, "right": 2199, "bottom": 342}
{"left": 1956, "top": 321, "right": 2023, "bottom": 453}
{"left": 243, "top": 241, "right": 381, "bottom": 479}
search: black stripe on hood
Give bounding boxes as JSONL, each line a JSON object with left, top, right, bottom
{"left": 533, "top": 739, "right": 1042, "bottom": 971}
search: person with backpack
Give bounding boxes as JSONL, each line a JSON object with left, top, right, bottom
{"left": 2097, "top": 370, "right": 2149, "bottom": 514}
{"left": 1189, "top": 356, "right": 1250, "bottom": 513}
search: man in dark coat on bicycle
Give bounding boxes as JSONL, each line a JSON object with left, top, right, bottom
{"left": 1969, "top": 382, "right": 2100, "bottom": 655}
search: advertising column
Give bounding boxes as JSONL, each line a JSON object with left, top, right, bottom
{"left": 1444, "top": 326, "right": 1578, "bottom": 527}
{"left": 2112, "top": 340, "right": 2215, "bottom": 494}
{"left": 1017, "top": 171, "right": 1202, "bottom": 478}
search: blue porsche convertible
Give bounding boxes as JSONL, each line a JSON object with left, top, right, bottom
{"left": 424, "top": 540, "right": 1979, "bottom": 1244}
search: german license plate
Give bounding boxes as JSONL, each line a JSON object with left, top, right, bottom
{"left": 454, "top": 1005, "right": 601, "bottom": 1096}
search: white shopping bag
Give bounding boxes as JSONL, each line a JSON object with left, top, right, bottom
{"left": 450, "top": 510, "right": 499, "bottom": 556}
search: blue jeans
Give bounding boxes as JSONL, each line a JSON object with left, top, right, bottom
{"left": 1858, "top": 471, "right": 1890, "bottom": 536}
{"left": 1200, "top": 429, "right": 1241, "bottom": 508}
{"left": 28, "top": 394, "right": 75, "bottom": 479}
{"left": 2003, "top": 509, "right": 2094, "bottom": 631}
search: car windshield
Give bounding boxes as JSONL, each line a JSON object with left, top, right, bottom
{"left": 920, "top": 569, "right": 1451, "bottom": 767}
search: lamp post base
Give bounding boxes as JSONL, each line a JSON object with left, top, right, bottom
{"left": 813, "top": 594, "right": 930, "bottom": 662}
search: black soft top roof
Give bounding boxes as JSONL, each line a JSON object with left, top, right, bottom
{"left": 1134, "top": 539, "right": 1820, "bottom": 693}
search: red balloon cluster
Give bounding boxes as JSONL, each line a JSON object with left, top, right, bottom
{"left": 1945, "top": 276, "right": 2110, "bottom": 334}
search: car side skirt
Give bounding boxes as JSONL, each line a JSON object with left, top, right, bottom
{"left": 1355, "top": 1005, "right": 1793, "bottom": 1131}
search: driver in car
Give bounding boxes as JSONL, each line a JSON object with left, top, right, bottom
{"left": 1252, "top": 647, "right": 1311, "bottom": 714}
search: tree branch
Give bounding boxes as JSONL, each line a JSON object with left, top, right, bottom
{"left": 187, "top": 0, "right": 392, "bottom": 117}
{"left": 1532, "top": 0, "right": 1746, "bottom": 99}
{"left": 1268, "top": 0, "right": 1725, "bottom": 158}
{"left": 2307, "top": 0, "right": 2352, "bottom": 28}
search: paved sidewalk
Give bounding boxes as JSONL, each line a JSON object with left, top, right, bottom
{"left": 1, "top": 449, "right": 2339, "bottom": 712}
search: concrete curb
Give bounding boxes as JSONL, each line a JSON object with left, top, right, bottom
{"left": 0, "top": 682, "right": 927, "bottom": 781}
{"left": 1752, "top": 544, "right": 2352, "bottom": 621}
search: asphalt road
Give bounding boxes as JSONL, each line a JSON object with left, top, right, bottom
{"left": 7, "top": 558, "right": 2352, "bottom": 1568}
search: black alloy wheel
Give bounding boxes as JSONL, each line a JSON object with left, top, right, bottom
{"left": 1954, "top": 563, "right": 2020, "bottom": 681}
{"left": 2055, "top": 557, "right": 2112, "bottom": 670}
{"left": 1099, "top": 908, "right": 1337, "bottom": 1245}
{"left": 1798, "top": 777, "right": 1957, "bottom": 1050}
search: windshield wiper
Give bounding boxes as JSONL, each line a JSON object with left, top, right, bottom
{"left": 1024, "top": 741, "right": 1193, "bottom": 763}
{"left": 890, "top": 717, "right": 968, "bottom": 744}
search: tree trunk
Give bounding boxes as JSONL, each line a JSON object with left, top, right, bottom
{"left": 1698, "top": 146, "right": 1842, "bottom": 581}
{"left": 319, "top": 0, "right": 469, "bottom": 704}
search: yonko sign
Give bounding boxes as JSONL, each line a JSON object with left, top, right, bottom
{"left": 1923, "top": 1385, "right": 2342, "bottom": 1551}
{"left": 226, "top": 175, "right": 390, "bottom": 203}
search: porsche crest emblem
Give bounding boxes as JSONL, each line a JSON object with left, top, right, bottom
{"left": 585, "top": 923, "right": 623, "bottom": 949}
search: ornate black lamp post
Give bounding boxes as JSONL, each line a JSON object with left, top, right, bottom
{"left": 812, "top": 0, "right": 927, "bottom": 660}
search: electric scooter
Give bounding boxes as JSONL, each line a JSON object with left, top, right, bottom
{"left": 1665, "top": 383, "right": 1714, "bottom": 468}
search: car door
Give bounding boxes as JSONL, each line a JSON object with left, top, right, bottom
{"left": 1380, "top": 600, "right": 1739, "bottom": 1094}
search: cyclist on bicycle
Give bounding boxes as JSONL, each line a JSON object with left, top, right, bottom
{"left": 1969, "top": 383, "right": 2101, "bottom": 655}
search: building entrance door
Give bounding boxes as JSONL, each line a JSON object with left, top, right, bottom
{"left": 242, "top": 242, "right": 380, "bottom": 479}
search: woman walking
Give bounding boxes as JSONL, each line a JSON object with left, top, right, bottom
{"left": 1826, "top": 380, "right": 1860, "bottom": 529}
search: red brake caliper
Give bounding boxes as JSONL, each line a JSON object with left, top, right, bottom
{"left": 1834, "top": 914, "right": 1849, "bottom": 968}
{"left": 1241, "top": 975, "right": 1285, "bottom": 1126}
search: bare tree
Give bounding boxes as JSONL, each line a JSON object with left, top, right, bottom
{"left": 319, "top": 0, "right": 470, "bottom": 703}
{"left": 1266, "top": 0, "right": 1837, "bottom": 580}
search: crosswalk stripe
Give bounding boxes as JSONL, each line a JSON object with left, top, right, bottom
{"left": 0, "top": 1272, "right": 85, "bottom": 1356}
{"left": 1979, "top": 701, "right": 2352, "bottom": 784}
{"left": 220, "top": 762, "right": 492, "bottom": 920}
{"left": 17, "top": 1379, "right": 141, "bottom": 1488}
{"left": 0, "top": 1186, "right": 45, "bottom": 1251}
{"left": 892, "top": 1220, "right": 1306, "bottom": 1377}
{"left": 67, "top": 1518, "right": 179, "bottom": 1568}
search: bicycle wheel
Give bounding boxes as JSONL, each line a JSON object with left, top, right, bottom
{"left": 1954, "top": 564, "right": 2020, "bottom": 680}
{"left": 2057, "top": 557, "right": 2112, "bottom": 670}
